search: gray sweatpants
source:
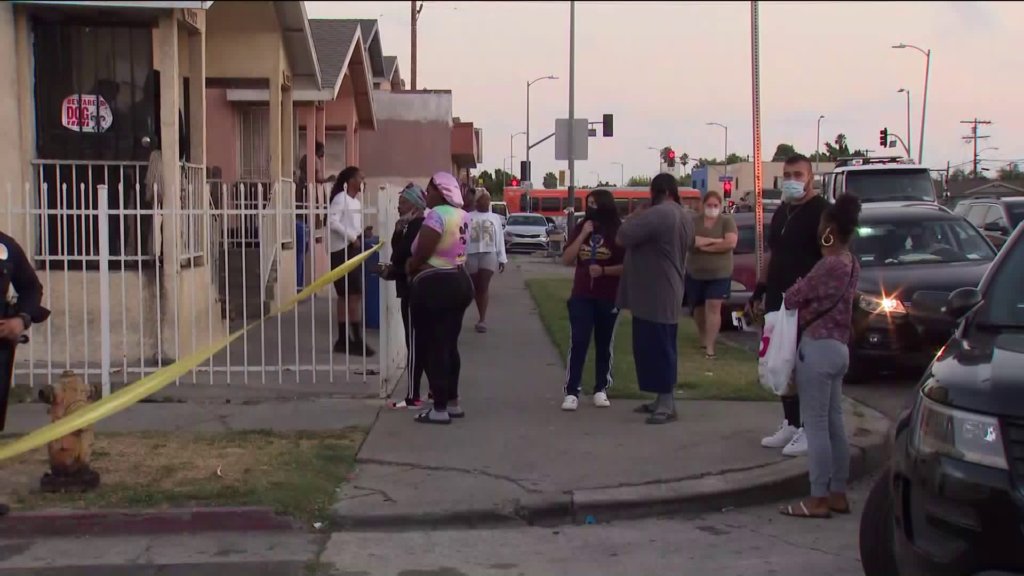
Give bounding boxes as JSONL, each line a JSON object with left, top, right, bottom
{"left": 795, "top": 337, "right": 850, "bottom": 498}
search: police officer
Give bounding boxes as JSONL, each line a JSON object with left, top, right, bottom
{"left": 0, "top": 230, "right": 49, "bottom": 518}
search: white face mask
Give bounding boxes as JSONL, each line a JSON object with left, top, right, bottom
{"left": 704, "top": 207, "right": 721, "bottom": 218}
{"left": 781, "top": 180, "right": 806, "bottom": 201}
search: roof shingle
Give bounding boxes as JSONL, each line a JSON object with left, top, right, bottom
{"left": 309, "top": 19, "right": 360, "bottom": 92}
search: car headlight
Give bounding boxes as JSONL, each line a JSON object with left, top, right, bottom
{"left": 859, "top": 293, "right": 907, "bottom": 316}
{"left": 911, "top": 395, "right": 1008, "bottom": 470}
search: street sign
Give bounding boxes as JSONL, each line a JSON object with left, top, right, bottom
{"left": 558, "top": 170, "right": 566, "bottom": 186}
{"left": 555, "top": 118, "right": 589, "bottom": 161}
{"left": 718, "top": 176, "right": 734, "bottom": 183}
{"left": 521, "top": 181, "right": 534, "bottom": 191}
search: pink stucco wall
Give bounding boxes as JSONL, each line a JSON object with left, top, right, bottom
{"left": 206, "top": 88, "right": 238, "bottom": 182}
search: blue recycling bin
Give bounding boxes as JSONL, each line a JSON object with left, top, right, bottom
{"left": 363, "top": 236, "right": 381, "bottom": 329}
{"left": 295, "top": 220, "right": 310, "bottom": 292}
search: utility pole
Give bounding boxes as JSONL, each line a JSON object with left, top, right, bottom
{"left": 960, "top": 118, "right": 992, "bottom": 178}
{"left": 410, "top": 1, "right": 423, "bottom": 90}
{"left": 566, "top": 0, "right": 576, "bottom": 239}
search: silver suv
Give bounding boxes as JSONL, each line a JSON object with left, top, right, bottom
{"left": 822, "top": 156, "right": 937, "bottom": 204}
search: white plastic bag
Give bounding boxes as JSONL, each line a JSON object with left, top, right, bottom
{"left": 758, "top": 304, "right": 799, "bottom": 395}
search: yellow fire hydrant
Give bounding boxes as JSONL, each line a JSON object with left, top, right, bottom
{"left": 37, "top": 370, "right": 101, "bottom": 493}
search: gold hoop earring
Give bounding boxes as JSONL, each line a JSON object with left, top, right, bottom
{"left": 821, "top": 232, "right": 835, "bottom": 247}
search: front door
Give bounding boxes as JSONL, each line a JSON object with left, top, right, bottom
{"left": 31, "top": 18, "right": 157, "bottom": 269}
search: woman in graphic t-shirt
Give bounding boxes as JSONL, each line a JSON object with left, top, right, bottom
{"left": 466, "top": 190, "right": 508, "bottom": 333}
{"left": 406, "top": 172, "right": 474, "bottom": 425}
{"left": 559, "top": 189, "right": 625, "bottom": 412}
{"left": 687, "top": 190, "right": 738, "bottom": 359}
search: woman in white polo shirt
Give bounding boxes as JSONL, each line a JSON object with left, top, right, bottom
{"left": 466, "top": 190, "right": 507, "bottom": 333}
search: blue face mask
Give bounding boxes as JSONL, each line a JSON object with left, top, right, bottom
{"left": 780, "top": 180, "right": 806, "bottom": 201}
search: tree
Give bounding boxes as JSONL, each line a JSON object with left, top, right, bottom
{"left": 677, "top": 174, "right": 693, "bottom": 187}
{"left": 628, "top": 175, "right": 652, "bottom": 187}
{"left": 543, "top": 172, "right": 558, "bottom": 189}
{"left": 772, "top": 143, "right": 798, "bottom": 162}
{"left": 824, "top": 133, "right": 851, "bottom": 161}
{"left": 998, "top": 163, "right": 1023, "bottom": 181}
{"left": 948, "top": 168, "right": 970, "bottom": 182}
{"left": 480, "top": 168, "right": 516, "bottom": 199}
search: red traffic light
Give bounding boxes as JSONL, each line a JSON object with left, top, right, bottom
{"left": 668, "top": 149, "right": 676, "bottom": 160}
{"left": 723, "top": 181, "right": 733, "bottom": 197}
{"left": 510, "top": 178, "right": 520, "bottom": 187}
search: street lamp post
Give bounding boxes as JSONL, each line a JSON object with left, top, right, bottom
{"left": 591, "top": 170, "right": 600, "bottom": 186}
{"left": 816, "top": 115, "right": 825, "bottom": 173}
{"left": 707, "top": 122, "right": 728, "bottom": 185}
{"left": 611, "top": 162, "right": 624, "bottom": 186}
{"left": 893, "top": 43, "right": 930, "bottom": 165}
{"left": 897, "top": 88, "right": 911, "bottom": 159}
{"left": 510, "top": 131, "right": 525, "bottom": 183}
{"left": 526, "top": 74, "right": 558, "bottom": 179}
{"left": 647, "top": 146, "right": 662, "bottom": 175}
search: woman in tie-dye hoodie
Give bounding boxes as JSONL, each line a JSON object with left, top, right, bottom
{"left": 406, "top": 172, "right": 473, "bottom": 425}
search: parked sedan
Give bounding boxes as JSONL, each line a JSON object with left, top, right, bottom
{"left": 503, "top": 213, "right": 551, "bottom": 253}
{"left": 847, "top": 202, "right": 998, "bottom": 380}
{"left": 724, "top": 212, "right": 770, "bottom": 325}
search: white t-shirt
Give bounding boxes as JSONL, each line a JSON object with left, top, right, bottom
{"left": 328, "top": 192, "right": 362, "bottom": 252}
{"left": 467, "top": 211, "right": 508, "bottom": 263}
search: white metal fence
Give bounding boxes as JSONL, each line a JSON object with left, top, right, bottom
{"left": 3, "top": 163, "right": 404, "bottom": 402}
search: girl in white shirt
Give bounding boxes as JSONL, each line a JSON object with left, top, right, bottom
{"left": 327, "top": 166, "right": 374, "bottom": 356}
{"left": 465, "top": 191, "right": 508, "bottom": 333}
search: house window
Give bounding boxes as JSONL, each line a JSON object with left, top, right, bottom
{"left": 31, "top": 18, "right": 157, "bottom": 270}
{"left": 238, "top": 106, "right": 270, "bottom": 182}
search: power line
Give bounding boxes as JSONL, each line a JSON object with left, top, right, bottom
{"left": 960, "top": 118, "right": 992, "bottom": 177}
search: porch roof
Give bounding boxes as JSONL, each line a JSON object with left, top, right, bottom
{"left": 275, "top": 2, "right": 322, "bottom": 92}
{"left": 383, "top": 56, "right": 402, "bottom": 86}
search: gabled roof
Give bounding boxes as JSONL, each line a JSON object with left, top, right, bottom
{"left": 383, "top": 56, "right": 400, "bottom": 83}
{"left": 274, "top": 2, "right": 322, "bottom": 91}
{"left": 309, "top": 19, "right": 360, "bottom": 94}
{"left": 352, "top": 19, "right": 386, "bottom": 79}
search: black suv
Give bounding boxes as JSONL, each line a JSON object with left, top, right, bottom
{"left": 860, "top": 219, "right": 1024, "bottom": 576}
{"left": 954, "top": 196, "right": 1024, "bottom": 250}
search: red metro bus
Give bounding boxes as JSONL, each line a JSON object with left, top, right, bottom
{"left": 503, "top": 186, "right": 702, "bottom": 219}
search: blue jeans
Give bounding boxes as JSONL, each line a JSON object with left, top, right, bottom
{"left": 564, "top": 296, "right": 619, "bottom": 397}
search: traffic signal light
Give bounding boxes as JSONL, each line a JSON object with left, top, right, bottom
{"left": 602, "top": 114, "right": 614, "bottom": 137}
{"left": 879, "top": 128, "right": 888, "bottom": 148}
{"left": 666, "top": 148, "right": 677, "bottom": 168}
{"left": 510, "top": 177, "right": 519, "bottom": 187}
{"left": 723, "top": 180, "right": 733, "bottom": 197}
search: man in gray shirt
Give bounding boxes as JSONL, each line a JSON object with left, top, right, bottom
{"left": 617, "top": 173, "right": 695, "bottom": 424}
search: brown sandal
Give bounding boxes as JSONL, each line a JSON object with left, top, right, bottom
{"left": 829, "top": 495, "right": 851, "bottom": 514}
{"left": 779, "top": 500, "right": 832, "bottom": 519}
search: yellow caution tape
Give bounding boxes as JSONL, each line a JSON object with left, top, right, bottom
{"left": 0, "top": 243, "right": 385, "bottom": 462}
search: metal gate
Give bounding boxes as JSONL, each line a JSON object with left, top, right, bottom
{"left": 4, "top": 170, "right": 405, "bottom": 402}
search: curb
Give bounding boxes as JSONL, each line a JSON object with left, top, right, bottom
{"left": 329, "top": 397, "right": 891, "bottom": 531}
{"left": 0, "top": 507, "right": 300, "bottom": 538}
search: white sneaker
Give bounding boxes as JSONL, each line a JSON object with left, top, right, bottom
{"left": 561, "top": 395, "right": 579, "bottom": 411}
{"left": 761, "top": 419, "right": 798, "bottom": 448}
{"left": 782, "top": 428, "right": 808, "bottom": 457}
{"left": 593, "top": 391, "right": 611, "bottom": 408}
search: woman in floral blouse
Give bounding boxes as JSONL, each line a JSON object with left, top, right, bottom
{"left": 779, "top": 193, "right": 862, "bottom": 519}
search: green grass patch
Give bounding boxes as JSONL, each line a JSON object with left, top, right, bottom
{"left": 2, "top": 429, "right": 364, "bottom": 524}
{"left": 526, "top": 277, "right": 773, "bottom": 401}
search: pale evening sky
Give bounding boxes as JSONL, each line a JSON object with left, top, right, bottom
{"left": 304, "top": 1, "right": 1022, "bottom": 186}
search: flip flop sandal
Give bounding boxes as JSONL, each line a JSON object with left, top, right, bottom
{"left": 448, "top": 409, "right": 466, "bottom": 419}
{"left": 779, "top": 501, "right": 832, "bottom": 519}
{"left": 704, "top": 353, "right": 717, "bottom": 360}
{"left": 414, "top": 411, "right": 451, "bottom": 425}
{"left": 633, "top": 403, "right": 656, "bottom": 414}
{"left": 829, "top": 503, "right": 852, "bottom": 514}
{"left": 645, "top": 412, "right": 678, "bottom": 425}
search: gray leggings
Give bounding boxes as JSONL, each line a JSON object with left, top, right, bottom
{"left": 795, "top": 337, "right": 850, "bottom": 498}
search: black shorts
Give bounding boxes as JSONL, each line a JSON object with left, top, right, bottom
{"left": 331, "top": 244, "right": 364, "bottom": 296}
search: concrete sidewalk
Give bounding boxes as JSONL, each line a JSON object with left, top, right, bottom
{"left": 331, "top": 266, "right": 890, "bottom": 529}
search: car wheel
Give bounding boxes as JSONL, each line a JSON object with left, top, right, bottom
{"left": 860, "top": 471, "right": 899, "bottom": 576}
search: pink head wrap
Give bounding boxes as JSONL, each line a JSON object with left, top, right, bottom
{"left": 430, "top": 172, "right": 464, "bottom": 208}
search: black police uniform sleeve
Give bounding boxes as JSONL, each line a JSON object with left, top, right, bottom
{"left": 4, "top": 236, "right": 49, "bottom": 323}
